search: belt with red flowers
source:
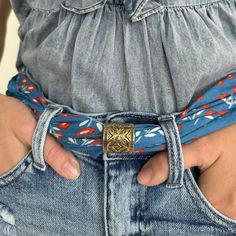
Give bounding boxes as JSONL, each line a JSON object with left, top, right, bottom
{"left": 5, "top": 67, "right": 236, "bottom": 159}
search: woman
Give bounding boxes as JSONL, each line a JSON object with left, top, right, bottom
{"left": 0, "top": 0, "right": 236, "bottom": 235}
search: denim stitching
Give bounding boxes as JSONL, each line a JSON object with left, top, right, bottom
{"left": 172, "top": 120, "right": 181, "bottom": 183}
{"left": 106, "top": 160, "right": 111, "bottom": 236}
{"left": 0, "top": 154, "right": 33, "bottom": 187}
{"left": 133, "top": 0, "right": 230, "bottom": 21}
{"left": 109, "top": 114, "right": 158, "bottom": 121}
{"left": 166, "top": 121, "right": 175, "bottom": 184}
{"left": 163, "top": 120, "right": 176, "bottom": 186}
{"left": 161, "top": 118, "right": 183, "bottom": 188}
{"left": 60, "top": 0, "right": 107, "bottom": 15}
{"left": 172, "top": 118, "right": 184, "bottom": 187}
{"left": 185, "top": 170, "right": 236, "bottom": 232}
{"left": 32, "top": 104, "right": 63, "bottom": 171}
{"left": 25, "top": 0, "right": 233, "bottom": 16}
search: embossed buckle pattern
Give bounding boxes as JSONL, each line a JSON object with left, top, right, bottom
{"left": 103, "top": 123, "right": 135, "bottom": 153}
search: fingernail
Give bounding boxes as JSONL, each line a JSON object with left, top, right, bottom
{"left": 63, "top": 158, "right": 80, "bottom": 179}
{"left": 137, "top": 165, "right": 153, "bottom": 185}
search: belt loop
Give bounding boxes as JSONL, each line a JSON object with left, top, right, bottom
{"left": 157, "top": 114, "right": 184, "bottom": 188}
{"left": 31, "top": 103, "right": 63, "bottom": 171}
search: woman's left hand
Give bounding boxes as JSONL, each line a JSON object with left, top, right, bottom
{"left": 137, "top": 123, "right": 236, "bottom": 220}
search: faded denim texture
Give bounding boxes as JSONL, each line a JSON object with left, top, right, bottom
{"left": 1, "top": 105, "right": 236, "bottom": 235}
{"left": 10, "top": 0, "right": 236, "bottom": 114}
{"left": 0, "top": 0, "right": 236, "bottom": 235}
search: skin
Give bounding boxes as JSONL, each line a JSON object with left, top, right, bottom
{"left": 1, "top": 0, "right": 235, "bottom": 222}
{"left": 137, "top": 124, "right": 236, "bottom": 220}
{"left": 0, "top": 0, "right": 80, "bottom": 180}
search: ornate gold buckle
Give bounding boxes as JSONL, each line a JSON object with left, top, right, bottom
{"left": 103, "top": 122, "right": 135, "bottom": 153}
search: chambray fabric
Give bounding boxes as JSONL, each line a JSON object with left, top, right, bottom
{"left": 9, "top": 0, "right": 236, "bottom": 114}
{"left": 0, "top": 0, "right": 236, "bottom": 235}
{"left": 6, "top": 68, "right": 236, "bottom": 160}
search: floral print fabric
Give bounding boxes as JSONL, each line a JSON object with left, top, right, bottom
{"left": 5, "top": 67, "right": 236, "bottom": 159}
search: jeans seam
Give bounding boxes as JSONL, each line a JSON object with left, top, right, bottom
{"left": 106, "top": 160, "right": 111, "bottom": 236}
{"left": 166, "top": 121, "right": 175, "bottom": 184}
{"left": 185, "top": 170, "right": 236, "bottom": 232}
{"left": 134, "top": 0, "right": 228, "bottom": 21}
{"left": 173, "top": 121, "right": 182, "bottom": 182}
{"left": 142, "top": 186, "right": 148, "bottom": 235}
{"left": 60, "top": 0, "right": 105, "bottom": 15}
{"left": 159, "top": 0, "right": 222, "bottom": 9}
{"left": 0, "top": 154, "right": 32, "bottom": 187}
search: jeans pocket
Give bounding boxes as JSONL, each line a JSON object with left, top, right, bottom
{"left": 184, "top": 167, "right": 236, "bottom": 233}
{"left": 0, "top": 150, "right": 33, "bottom": 187}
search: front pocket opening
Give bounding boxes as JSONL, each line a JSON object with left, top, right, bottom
{"left": 0, "top": 150, "right": 33, "bottom": 187}
{"left": 185, "top": 168, "right": 236, "bottom": 232}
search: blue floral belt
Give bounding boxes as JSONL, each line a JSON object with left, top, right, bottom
{"left": 5, "top": 67, "right": 236, "bottom": 159}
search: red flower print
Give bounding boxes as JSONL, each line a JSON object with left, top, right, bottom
{"left": 89, "top": 135, "right": 103, "bottom": 139}
{"left": 26, "top": 84, "right": 36, "bottom": 92}
{"left": 216, "top": 110, "right": 228, "bottom": 115}
{"left": 90, "top": 141, "right": 103, "bottom": 145}
{"left": 39, "top": 96, "right": 47, "bottom": 104}
{"left": 21, "top": 77, "right": 29, "bottom": 84}
{"left": 31, "top": 107, "right": 41, "bottom": 119}
{"left": 60, "top": 113, "right": 80, "bottom": 117}
{"left": 180, "top": 108, "right": 189, "bottom": 119}
{"left": 205, "top": 110, "right": 216, "bottom": 115}
{"left": 177, "top": 124, "right": 182, "bottom": 130}
{"left": 216, "top": 93, "right": 229, "bottom": 100}
{"left": 227, "top": 74, "right": 234, "bottom": 80}
{"left": 201, "top": 104, "right": 210, "bottom": 109}
{"left": 196, "top": 95, "right": 203, "bottom": 101}
{"left": 55, "top": 131, "right": 63, "bottom": 140}
{"left": 232, "top": 86, "right": 236, "bottom": 93}
{"left": 31, "top": 107, "right": 36, "bottom": 113}
{"left": 58, "top": 122, "right": 71, "bottom": 129}
{"left": 76, "top": 127, "right": 96, "bottom": 136}
{"left": 217, "top": 80, "right": 224, "bottom": 86}
{"left": 134, "top": 149, "right": 145, "bottom": 153}
{"left": 59, "top": 113, "right": 73, "bottom": 117}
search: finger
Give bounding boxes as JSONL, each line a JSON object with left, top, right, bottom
{"left": 137, "top": 136, "right": 221, "bottom": 187}
{"left": 15, "top": 110, "right": 80, "bottom": 180}
{"left": 44, "top": 134, "right": 80, "bottom": 180}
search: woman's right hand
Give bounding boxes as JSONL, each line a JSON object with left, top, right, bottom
{"left": 0, "top": 93, "right": 80, "bottom": 179}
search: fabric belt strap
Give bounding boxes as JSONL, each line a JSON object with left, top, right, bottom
{"left": 5, "top": 67, "right": 236, "bottom": 160}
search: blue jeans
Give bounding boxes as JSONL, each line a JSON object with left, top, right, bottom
{"left": 1, "top": 96, "right": 236, "bottom": 235}
{"left": 4, "top": 0, "right": 236, "bottom": 234}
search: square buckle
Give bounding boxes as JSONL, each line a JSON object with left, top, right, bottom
{"left": 103, "top": 122, "right": 135, "bottom": 153}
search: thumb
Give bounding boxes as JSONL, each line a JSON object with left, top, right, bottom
{"left": 137, "top": 136, "right": 220, "bottom": 187}
{"left": 43, "top": 134, "right": 80, "bottom": 180}
{"left": 10, "top": 100, "right": 80, "bottom": 180}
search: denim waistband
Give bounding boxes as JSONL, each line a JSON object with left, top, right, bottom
{"left": 5, "top": 67, "right": 236, "bottom": 187}
{"left": 6, "top": 67, "right": 236, "bottom": 155}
